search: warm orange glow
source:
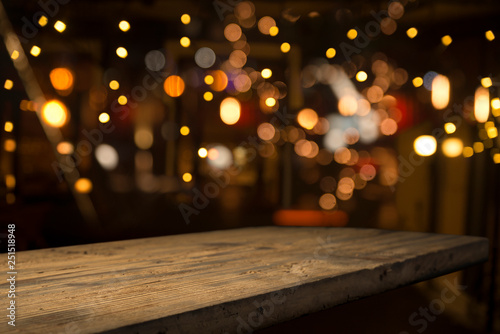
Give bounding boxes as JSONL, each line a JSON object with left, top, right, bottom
{"left": 57, "top": 141, "right": 74, "bottom": 155}
{"left": 326, "top": 48, "right": 336, "bottom": 58}
{"left": 180, "top": 126, "right": 190, "bottom": 136}
{"left": 41, "top": 100, "right": 69, "bottom": 127}
{"left": 30, "top": 46, "right": 41, "bottom": 57}
{"left": 109, "top": 80, "right": 119, "bottom": 90}
{"left": 4, "top": 139, "right": 16, "bottom": 152}
{"left": 273, "top": 209, "right": 348, "bottom": 227}
{"left": 50, "top": 68, "right": 74, "bottom": 92}
{"left": 441, "top": 35, "right": 452, "bottom": 46}
{"left": 210, "top": 70, "right": 228, "bottom": 92}
{"left": 356, "top": 71, "right": 368, "bottom": 82}
{"left": 431, "top": 74, "right": 450, "bottom": 110}
{"left": 338, "top": 96, "right": 358, "bottom": 116}
{"left": 203, "top": 91, "right": 213, "bottom": 101}
{"left": 481, "top": 77, "right": 493, "bottom": 88}
{"left": 4, "top": 121, "right": 13, "bottom": 132}
{"left": 297, "top": 108, "right": 318, "bottom": 130}
{"left": 474, "top": 86, "right": 490, "bottom": 123}
{"left": 98, "top": 113, "right": 110, "bottom": 123}
{"left": 220, "top": 97, "right": 241, "bottom": 125}
{"left": 261, "top": 68, "right": 272, "bottom": 79}
{"left": 164, "top": 75, "right": 185, "bottom": 97}
{"left": 412, "top": 77, "right": 423, "bottom": 87}
{"left": 380, "top": 118, "right": 398, "bottom": 135}
{"left": 74, "top": 178, "right": 92, "bottom": 193}
{"left": 224, "top": 23, "right": 242, "bottom": 42}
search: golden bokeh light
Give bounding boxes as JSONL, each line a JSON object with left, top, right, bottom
{"left": 281, "top": 42, "right": 291, "bottom": 53}
{"left": 463, "top": 146, "right": 474, "bottom": 158}
{"left": 487, "top": 126, "right": 498, "bottom": 138}
{"left": 442, "top": 138, "right": 463, "bottom": 158}
{"left": 118, "top": 95, "right": 128, "bottom": 105}
{"left": 494, "top": 154, "right": 500, "bottom": 164}
{"left": 265, "top": 97, "right": 276, "bottom": 107}
{"left": 441, "top": 35, "right": 452, "bottom": 46}
{"left": 261, "top": 68, "right": 272, "bottom": 79}
{"left": 4, "top": 121, "right": 13, "bottom": 132}
{"left": 38, "top": 15, "right": 48, "bottom": 27}
{"left": 356, "top": 71, "right": 368, "bottom": 82}
{"left": 481, "top": 77, "right": 493, "bottom": 88}
{"left": 41, "top": 100, "right": 69, "bottom": 127}
{"left": 406, "top": 27, "right": 418, "bottom": 39}
{"left": 4, "top": 79, "right": 13, "bottom": 90}
{"left": 297, "top": 108, "right": 319, "bottom": 130}
{"left": 485, "top": 30, "right": 495, "bottom": 41}
{"left": 491, "top": 98, "right": 500, "bottom": 110}
{"left": 204, "top": 75, "right": 214, "bottom": 85}
{"left": 180, "top": 37, "right": 191, "bottom": 48}
{"left": 473, "top": 142, "right": 484, "bottom": 153}
{"left": 56, "top": 141, "right": 74, "bottom": 155}
{"left": 164, "top": 75, "right": 185, "bottom": 97}
{"left": 4, "top": 139, "right": 16, "bottom": 152}
{"left": 180, "top": 126, "right": 190, "bottom": 136}
{"left": 474, "top": 86, "right": 490, "bottom": 123}
{"left": 54, "top": 20, "right": 66, "bottom": 32}
{"left": 30, "top": 45, "right": 41, "bottom": 57}
{"left": 119, "top": 20, "right": 130, "bottom": 32}
{"left": 220, "top": 97, "right": 241, "bottom": 125}
{"left": 98, "top": 112, "right": 110, "bottom": 123}
{"left": 74, "top": 178, "right": 93, "bottom": 194}
{"left": 431, "top": 74, "right": 450, "bottom": 110}
{"left": 109, "top": 80, "right": 119, "bottom": 90}
{"left": 116, "top": 47, "right": 128, "bottom": 58}
{"left": 347, "top": 29, "right": 357, "bottom": 39}
{"left": 198, "top": 147, "right": 208, "bottom": 158}
{"left": 444, "top": 122, "right": 456, "bottom": 134}
{"left": 203, "top": 91, "right": 213, "bottom": 101}
{"left": 181, "top": 14, "right": 191, "bottom": 25}
{"left": 182, "top": 173, "right": 193, "bottom": 182}
{"left": 11, "top": 50, "right": 19, "bottom": 60}
{"left": 269, "top": 26, "right": 279, "bottom": 36}
{"left": 326, "top": 48, "right": 336, "bottom": 59}
{"left": 412, "top": 77, "right": 423, "bottom": 87}
{"left": 49, "top": 68, "right": 74, "bottom": 91}
{"left": 414, "top": 135, "right": 437, "bottom": 157}
{"left": 5, "top": 174, "right": 15, "bottom": 189}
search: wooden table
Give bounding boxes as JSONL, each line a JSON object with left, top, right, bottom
{"left": 1, "top": 227, "right": 488, "bottom": 333}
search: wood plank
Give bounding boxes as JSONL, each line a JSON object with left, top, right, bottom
{"left": 0, "top": 227, "right": 488, "bottom": 333}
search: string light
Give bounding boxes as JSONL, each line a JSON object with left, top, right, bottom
{"left": 54, "top": 21, "right": 66, "bottom": 32}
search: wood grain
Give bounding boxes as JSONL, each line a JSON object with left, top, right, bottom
{"left": 0, "top": 227, "right": 488, "bottom": 333}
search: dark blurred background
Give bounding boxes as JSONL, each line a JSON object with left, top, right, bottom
{"left": 0, "top": 0, "right": 499, "bottom": 332}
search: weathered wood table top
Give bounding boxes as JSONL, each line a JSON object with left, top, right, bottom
{"left": 1, "top": 227, "right": 488, "bottom": 333}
